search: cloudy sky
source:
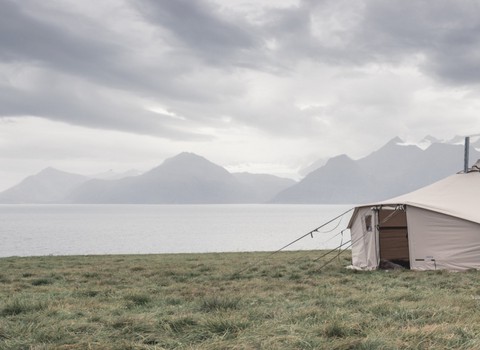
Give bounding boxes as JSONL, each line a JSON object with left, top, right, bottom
{"left": 1, "top": 0, "right": 480, "bottom": 190}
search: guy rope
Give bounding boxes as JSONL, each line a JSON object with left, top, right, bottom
{"left": 232, "top": 207, "right": 355, "bottom": 276}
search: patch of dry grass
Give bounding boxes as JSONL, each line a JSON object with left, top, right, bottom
{"left": 1, "top": 251, "right": 480, "bottom": 349}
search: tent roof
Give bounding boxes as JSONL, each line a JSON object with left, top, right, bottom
{"left": 348, "top": 172, "right": 480, "bottom": 227}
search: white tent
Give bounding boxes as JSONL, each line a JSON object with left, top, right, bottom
{"left": 347, "top": 166, "right": 480, "bottom": 271}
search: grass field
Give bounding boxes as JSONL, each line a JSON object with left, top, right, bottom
{"left": 1, "top": 250, "right": 480, "bottom": 349}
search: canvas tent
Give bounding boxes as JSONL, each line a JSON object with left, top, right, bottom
{"left": 347, "top": 163, "right": 480, "bottom": 271}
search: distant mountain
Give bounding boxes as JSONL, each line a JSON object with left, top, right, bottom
{"left": 355, "top": 137, "right": 424, "bottom": 199}
{"left": 400, "top": 135, "right": 441, "bottom": 150}
{"left": 272, "top": 155, "right": 376, "bottom": 203}
{"left": 273, "top": 137, "right": 480, "bottom": 204}
{"left": 233, "top": 172, "right": 296, "bottom": 203}
{"left": 0, "top": 167, "right": 89, "bottom": 204}
{"left": 0, "top": 153, "right": 296, "bottom": 204}
{"left": 3, "top": 138, "right": 479, "bottom": 205}
{"left": 67, "top": 153, "right": 250, "bottom": 204}
{"left": 90, "top": 169, "right": 143, "bottom": 180}
{"left": 467, "top": 136, "right": 480, "bottom": 149}
{"left": 447, "top": 135, "right": 466, "bottom": 145}
{"left": 299, "top": 158, "right": 328, "bottom": 177}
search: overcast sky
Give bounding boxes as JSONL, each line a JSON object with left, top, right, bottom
{"left": 1, "top": 0, "right": 480, "bottom": 190}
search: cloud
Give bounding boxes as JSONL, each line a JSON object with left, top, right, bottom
{"left": 135, "top": 0, "right": 259, "bottom": 65}
{"left": 322, "top": 0, "right": 480, "bottom": 85}
{"left": 1, "top": 0, "right": 480, "bottom": 189}
{"left": 0, "top": 63, "right": 210, "bottom": 140}
{"left": 246, "top": 0, "right": 480, "bottom": 86}
{"left": 2, "top": 0, "right": 480, "bottom": 139}
{"left": 0, "top": 1, "right": 124, "bottom": 85}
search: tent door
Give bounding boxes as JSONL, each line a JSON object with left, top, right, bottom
{"left": 378, "top": 208, "right": 410, "bottom": 268}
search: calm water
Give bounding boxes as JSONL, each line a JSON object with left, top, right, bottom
{"left": 0, "top": 204, "right": 353, "bottom": 257}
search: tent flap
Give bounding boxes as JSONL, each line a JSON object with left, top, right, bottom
{"left": 350, "top": 207, "right": 378, "bottom": 270}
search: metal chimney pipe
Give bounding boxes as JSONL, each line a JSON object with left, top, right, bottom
{"left": 464, "top": 136, "right": 470, "bottom": 173}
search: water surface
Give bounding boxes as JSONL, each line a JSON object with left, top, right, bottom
{"left": 0, "top": 204, "right": 353, "bottom": 257}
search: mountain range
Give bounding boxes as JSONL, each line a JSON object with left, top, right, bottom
{"left": 0, "top": 136, "right": 478, "bottom": 204}
{"left": 0, "top": 153, "right": 295, "bottom": 204}
{"left": 272, "top": 136, "right": 480, "bottom": 203}
{"left": 66, "top": 153, "right": 295, "bottom": 204}
{"left": 0, "top": 167, "right": 89, "bottom": 204}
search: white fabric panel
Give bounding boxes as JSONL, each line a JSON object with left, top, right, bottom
{"left": 407, "top": 206, "right": 480, "bottom": 271}
{"left": 350, "top": 207, "right": 378, "bottom": 270}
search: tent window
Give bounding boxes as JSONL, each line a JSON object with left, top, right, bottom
{"left": 365, "top": 215, "right": 372, "bottom": 232}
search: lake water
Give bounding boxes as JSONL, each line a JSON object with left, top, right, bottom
{"left": 0, "top": 204, "right": 353, "bottom": 257}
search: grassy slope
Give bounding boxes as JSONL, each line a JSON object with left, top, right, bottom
{"left": 1, "top": 251, "right": 480, "bottom": 349}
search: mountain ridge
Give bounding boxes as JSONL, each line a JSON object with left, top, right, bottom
{"left": 67, "top": 153, "right": 249, "bottom": 204}
{"left": 1, "top": 136, "right": 478, "bottom": 204}
{"left": 0, "top": 153, "right": 295, "bottom": 204}
{"left": 273, "top": 136, "right": 480, "bottom": 203}
{"left": 0, "top": 168, "right": 89, "bottom": 204}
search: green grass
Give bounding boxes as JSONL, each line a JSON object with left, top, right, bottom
{"left": 1, "top": 251, "right": 480, "bottom": 349}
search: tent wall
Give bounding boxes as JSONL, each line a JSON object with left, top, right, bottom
{"left": 350, "top": 207, "right": 379, "bottom": 270}
{"left": 407, "top": 206, "right": 480, "bottom": 271}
